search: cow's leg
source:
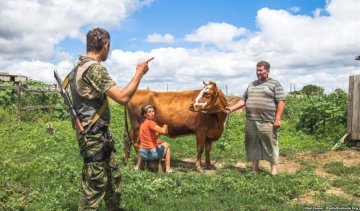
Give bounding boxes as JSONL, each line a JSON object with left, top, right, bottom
{"left": 124, "top": 131, "right": 132, "bottom": 166}
{"left": 124, "top": 147, "right": 131, "bottom": 165}
{"left": 133, "top": 130, "right": 140, "bottom": 166}
{"left": 133, "top": 130, "right": 140, "bottom": 154}
{"left": 195, "top": 133, "right": 206, "bottom": 172}
{"left": 205, "top": 140, "right": 213, "bottom": 170}
{"left": 124, "top": 128, "right": 139, "bottom": 166}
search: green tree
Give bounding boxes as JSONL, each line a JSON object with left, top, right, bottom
{"left": 296, "top": 88, "right": 347, "bottom": 142}
{"left": 302, "top": 84, "right": 324, "bottom": 96}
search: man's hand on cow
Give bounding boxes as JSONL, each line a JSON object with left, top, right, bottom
{"left": 136, "top": 57, "right": 155, "bottom": 76}
{"left": 224, "top": 107, "right": 232, "bottom": 114}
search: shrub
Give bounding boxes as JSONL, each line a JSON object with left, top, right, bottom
{"left": 289, "top": 89, "right": 347, "bottom": 142}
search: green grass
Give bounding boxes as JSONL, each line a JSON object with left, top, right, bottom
{"left": 323, "top": 162, "right": 360, "bottom": 197}
{"left": 0, "top": 105, "right": 357, "bottom": 210}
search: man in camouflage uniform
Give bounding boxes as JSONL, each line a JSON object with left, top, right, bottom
{"left": 68, "top": 28, "right": 154, "bottom": 210}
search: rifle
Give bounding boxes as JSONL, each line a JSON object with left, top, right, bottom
{"left": 54, "top": 70, "right": 84, "bottom": 133}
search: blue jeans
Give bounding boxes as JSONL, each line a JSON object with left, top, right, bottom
{"left": 139, "top": 146, "right": 166, "bottom": 160}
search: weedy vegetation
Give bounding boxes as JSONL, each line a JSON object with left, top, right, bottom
{"left": 1, "top": 80, "right": 358, "bottom": 210}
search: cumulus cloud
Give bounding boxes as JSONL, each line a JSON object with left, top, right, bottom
{"left": 184, "top": 22, "right": 247, "bottom": 49}
{"left": 289, "top": 7, "right": 300, "bottom": 13}
{"left": 3, "top": 60, "right": 73, "bottom": 83}
{"left": 104, "top": 47, "right": 253, "bottom": 94}
{"left": 0, "top": 0, "right": 153, "bottom": 62}
{"left": 243, "top": 0, "right": 360, "bottom": 93}
{"left": 110, "top": 0, "right": 360, "bottom": 94}
{"left": 1, "top": 0, "right": 360, "bottom": 95}
{"left": 146, "top": 33, "right": 175, "bottom": 43}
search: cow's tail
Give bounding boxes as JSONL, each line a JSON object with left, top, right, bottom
{"left": 123, "top": 105, "right": 132, "bottom": 165}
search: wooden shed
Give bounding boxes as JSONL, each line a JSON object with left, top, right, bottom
{"left": 347, "top": 74, "right": 360, "bottom": 141}
{"left": 0, "top": 72, "right": 28, "bottom": 83}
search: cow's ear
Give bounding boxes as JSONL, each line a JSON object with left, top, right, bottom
{"left": 203, "top": 81, "right": 207, "bottom": 86}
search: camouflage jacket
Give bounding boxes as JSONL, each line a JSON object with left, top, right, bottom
{"left": 69, "top": 55, "right": 116, "bottom": 127}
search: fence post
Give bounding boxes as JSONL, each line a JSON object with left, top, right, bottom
{"left": 347, "top": 75, "right": 360, "bottom": 140}
{"left": 17, "top": 82, "right": 22, "bottom": 120}
{"left": 333, "top": 74, "right": 360, "bottom": 150}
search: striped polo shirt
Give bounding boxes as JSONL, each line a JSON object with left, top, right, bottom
{"left": 243, "top": 78, "right": 285, "bottom": 122}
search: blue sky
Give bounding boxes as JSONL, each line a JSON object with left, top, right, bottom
{"left": 118, "top": 0, "right": 327, "bottom": 49}
{"left": 1, "top": 0, "right": 360, "bottom": 94}
{"left": 59, "top": 0, "right": 328, "bottom": 53}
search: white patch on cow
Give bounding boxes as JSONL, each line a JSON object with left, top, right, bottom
{"left": 194, "top": 88, "right": 206, "bottom": 106}
{"left": 200, "top": 102, "right": 207, "bottom": 108}
{"left": 193, "top": 84, "right": 214, "bottom": 110}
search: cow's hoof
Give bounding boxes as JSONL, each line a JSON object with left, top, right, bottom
{"left": 194, "top": 166, "right": 205, "bottom": 173}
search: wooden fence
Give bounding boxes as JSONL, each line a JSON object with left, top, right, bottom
{"left": 0, "top": 83, "right": 59, "bottom": 117}
{"left": 347, "top": 75, "right": 360, "bottom": 141}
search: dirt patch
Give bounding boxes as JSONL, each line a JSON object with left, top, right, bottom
{"left": 233, "top": 162, "right": 247, "bottom": 171}
{"left": 294, "top": 149, "right": 360, "bottom": 178}
{"left": 296, "top": 149, "right": 360, "bottom": 166}
{"left": 326, "top": 187, "right": 350, "bottom": 198}
{"left": 178, "top": 149, "right": 359, "bottom": 175}
{"left": 324, "top": 187, "right": 360, "bottom": 204}
{"left": 290, "top": 187, "right": 360, "bottom": 206}
{"left": 290, "top": 191, "right": 319, "bottom": 205}
{"left": 280, "top": 149, "right": 360, "bottom": 206}
{"left": 257, "top": 157, "right": 302, "bottom": 174}
{"left": 231, "top": 155, "right": 302, "bottom": 174}
{"left": 179, "top": 149, "right": 360, "bottom": 205}
{"left": 314, "top": 168, "right": 335, "bottom": 178}
{"left": 174, "top": 158, "right": 225, "bottom": 175}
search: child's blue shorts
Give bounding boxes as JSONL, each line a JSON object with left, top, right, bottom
{"left": 140, "top": 145, "right": 166, "bottom": 160}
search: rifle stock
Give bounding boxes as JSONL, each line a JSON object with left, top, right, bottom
{"left": 54, "top": 70, "right": 84, "bottom": 133}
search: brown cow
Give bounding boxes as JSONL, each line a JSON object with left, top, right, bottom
{"left": 124, "top": 81, "right": 228, "bottom": 172}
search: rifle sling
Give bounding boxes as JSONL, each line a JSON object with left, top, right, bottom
{"left": 62, "top": 74, "right": 109, "bottom": 134}
{"left": 62, "top": 73, "right": 70, "bottom": 89}
{"left": 88, "top": 99, "right": 108, "bottom": 130}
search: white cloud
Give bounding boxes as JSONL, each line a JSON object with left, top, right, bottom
{"left": 313, "top": 8, "right": 323, "bottom": 18}
{"left": 104, "top": 47, "right": 253, "bottom": 94}
{"left": 289, "top": 7, "right": 300, "bottom": 13}
{"left": 118, "top": 0, "right": 360, "bottom": 93}
{"left": 3, "top": 59, "right": 73, "bottom": 83}
{"left": 146, "top": 33, "right": 175, "bottom": 43}
{"left": 184, "top": 22, "right": 247, "bottom": 49}
{"left": 1, "top": 0, "right": 360, "bottom": 95}
{"left": 0, "top": 0, "right": 153, "bottom": 62}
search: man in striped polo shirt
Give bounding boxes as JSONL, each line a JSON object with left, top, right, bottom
{"left": 225, "top": 60, "right": 285, "bottom": 175}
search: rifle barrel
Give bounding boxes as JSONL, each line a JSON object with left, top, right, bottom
{"left": 54, "top": 70, "right": 84, "bottom": 132}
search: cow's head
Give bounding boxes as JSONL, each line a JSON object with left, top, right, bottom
{"left": 189, "top": 81, "right": 228, "bottom": 113}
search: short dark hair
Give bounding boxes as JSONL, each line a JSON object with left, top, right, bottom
{"left": 256, "top": 60, "right": 270, "bottom": 70}
{"left": 86, "top": 28, "right": 110, "bottom": 53}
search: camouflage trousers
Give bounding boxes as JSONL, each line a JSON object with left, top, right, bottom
{"left": 78, "top": 151, "right": 123, "bottom": 211}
